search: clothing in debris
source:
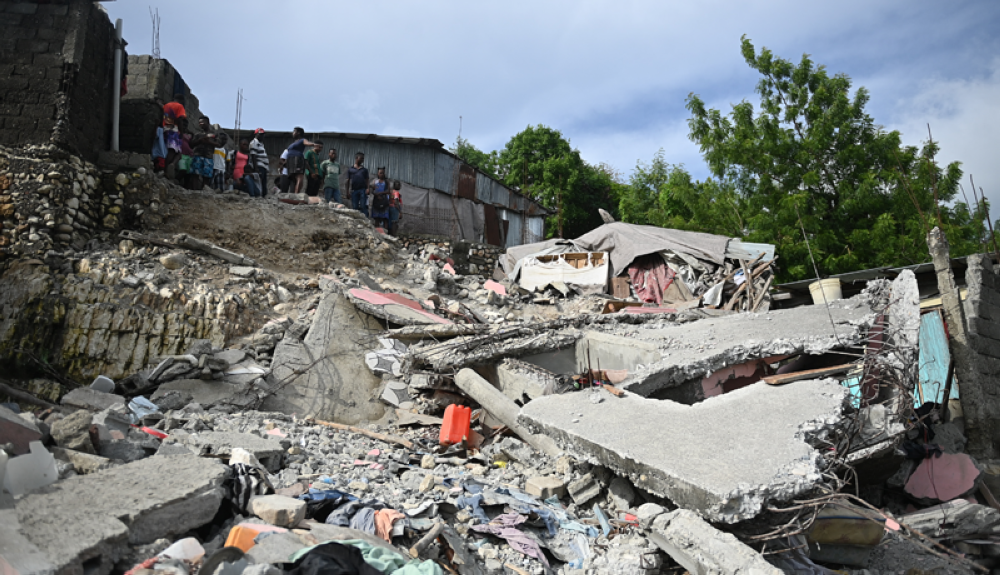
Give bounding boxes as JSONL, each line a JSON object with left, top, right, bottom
{"left": 338, "top": 540, "right": 442, "bottom": 575}
{"left": 286, "top": 541, "right": 382, "bottom": 575}
{"left": 374, "top": 509, "right": 405, "bottom": 542}
{"left": 224, "top": 463, "right": 272, "bottom": 514}
{"left": 471, "top": 513, "right": 550, "bottom": 567}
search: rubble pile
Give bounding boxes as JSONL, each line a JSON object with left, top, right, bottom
{"left": 3, "top": 144, "right": 1000, "bottom": 575}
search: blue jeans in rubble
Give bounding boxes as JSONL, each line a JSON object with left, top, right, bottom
{"left": 351, "top": 189, "right": 368, "bottom": 216}
{"left": 325, "top": 187, "right": 341, "bottom": 204}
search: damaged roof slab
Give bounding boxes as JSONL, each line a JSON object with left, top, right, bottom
{"left": 617, "top": 299, "right": 874, "bottom": 396}
{"left": 518, "top": 378, "right": 847, "bottom": 523}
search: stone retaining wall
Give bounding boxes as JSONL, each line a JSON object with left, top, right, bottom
{"left": 0, "top": 144, "right": 161, "bottom": 259}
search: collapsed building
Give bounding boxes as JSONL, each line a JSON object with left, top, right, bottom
{"left": 3, "top": 3, "right": 1000, "bottom": 575}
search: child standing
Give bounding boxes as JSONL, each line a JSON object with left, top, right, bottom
{"left": 388, "top": 180, "right": 403, "bottom": 235}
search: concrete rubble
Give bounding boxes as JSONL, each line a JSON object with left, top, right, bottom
{"left": 0, "top": 136, "right": 995, "bottom": 575}
{"left": 519, "top": 378, "right": 847, "bottom": 523}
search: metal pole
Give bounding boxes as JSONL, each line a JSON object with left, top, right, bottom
{"left": 111, "top": 19, "right": 123, "bottom": 151}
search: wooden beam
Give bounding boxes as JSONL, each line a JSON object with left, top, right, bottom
{"left": 762, "top": 363, "right": 856, "bottom": 386}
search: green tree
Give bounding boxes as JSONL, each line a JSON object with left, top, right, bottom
{"left": 496, "top": 125, "right": 615, "bottom": 238}
{"left": 617, "top": 153, "right": 747, "bottom": 238}
{"left": 685, "top": 36, "right": 991, "bottom": 281}
{"left": 450, "top": 136, "right": 499, "bottom": 179}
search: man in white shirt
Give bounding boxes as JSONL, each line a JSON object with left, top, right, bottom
{"left": 212, "top": 133, "right": 229, "bottom": 191}
{"left": 250, "top": 129, "right": 270, "bottom": 198}
{"left": 277, "top": 149, "right": 291, "bottom": 194}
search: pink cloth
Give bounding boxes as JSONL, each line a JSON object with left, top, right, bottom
{"left": 905, "top": 453, "right": 980, "bottom": 501}
{"left": 484, "top": 280, "right": 507, "bottom": 296}
{"left": 627, "top": 255, "right": 674, "bottom": 304}
{"left": 349, "top": 288, "right": 452, "bottom": 325}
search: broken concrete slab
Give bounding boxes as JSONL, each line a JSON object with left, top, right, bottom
{"left": 162, "top": 430, "right": 284, "bottom": 472}
{"left": 346, "top": 287, "right": 453, "bottom": 326}
{"left": 0, "top": 507, "right": 56, "bottom": 575}
{"left": 13, "top": 455, "right": 226, "bottom": 575}
{"left": 50, "top": 410, "right": 96, "bottom": 454}
{"left": 245, "top": 530, "right": 307, "bottom": 564}
{"left": 151, "top": 378, "right": 254, "bottom": 408}
{"left": 50, "top": 446, "right": 114, "bottom": 474}
{"left": 263, "top": 286, "right": 385, "bottom": 424}
{"left": 902, "top": 499, "right": 1000, "bottom": 539}
{"left": 592, "top": 299, "right": 872, "bottom": 398}
{"left": 649, "top": 509, "right": 782, "bottom": 575}
{"left": 60, "top": 388, "right": 127, "bottom": 412}
{"left": 520, "top": 378, "right": 846, "bottom": 523}
{"left": 524, "top": 476, "right": 566, "bottom": 499}
{"left": 0, "top": 404, "right": 42, "bottom": 455}
{"left": 251, "top": 494, "right": 307, "bottom": 527}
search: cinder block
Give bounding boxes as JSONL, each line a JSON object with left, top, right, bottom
{"left": 36, "top": 4, "right": 69, "bottom": 16}
{"left": 15, "top": 39, "right": 49, "bottom": 54}
{"left": 0, "top": 13, "right": 24, "bottom": 27}
{"left": 6, "top": 3, "right": 39, "bottom": 15}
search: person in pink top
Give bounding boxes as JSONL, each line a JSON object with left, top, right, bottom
{"left": 230, "top": 138, "right": 260, "bottom": 198}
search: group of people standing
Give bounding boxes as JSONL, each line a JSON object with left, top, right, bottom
{"left": 152, "top": 96, "right": 403, "bottom": 234}
{"left": 153, "top": 93, "right": 268, "bottom": 197}
{"left": 277, "top": 128, "right": 403, "bottom": 234}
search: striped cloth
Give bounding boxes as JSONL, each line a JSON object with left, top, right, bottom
{"left": 250, "top": 138, "right": 269, "bottom": 171}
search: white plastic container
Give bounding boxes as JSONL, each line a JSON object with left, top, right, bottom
{"left": 158, "top": 537, "right": 206, "bottom": 563}
{"left": 809, "top": 278, "right": 843, "bottom": 305}
{"left": 3, "top": 441, "right": 58, "bottom": 496}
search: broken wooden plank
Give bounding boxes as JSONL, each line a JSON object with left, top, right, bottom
{"left": 307, "top": 417, "right": 414, "bottom": 449}
{"left": 409, "top": 521, "right": 445, "bottom": 558}
{"left": 751, "top": 274, "right": 774, "bottom": 312}
{"left": 602, "top": 384, "right": 625, "bottom": 397}
{"left": 762, "top": 363, "right": 856, "bottom": 386}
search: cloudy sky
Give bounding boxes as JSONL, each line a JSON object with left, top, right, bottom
{"left": 106, "top": 1, "right": 999, "bottom": 207}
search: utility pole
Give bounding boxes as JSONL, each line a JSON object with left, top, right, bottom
{"left": 234, "top": 88, "right": 244, "bottom": 146}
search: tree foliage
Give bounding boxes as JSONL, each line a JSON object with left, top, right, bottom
{"left": 680, "top": 36, "right": 992, "bottom": 281}
{"left": 495, "top": 125, "right": 615, "bottom": 239}
{"left": 450, "top": 136, "right": 499, "bottom": 179}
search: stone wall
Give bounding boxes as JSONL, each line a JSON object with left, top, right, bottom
{"left": 0, "top": 144, "right": 275, "bottom": 382}
{"left": 400, "top": 235, "right": 503, "bottom": 276}
{"left": 0, "top": 0, "right": 115, "bottom": 161}
{"left": 120, "top": 55, "right": 205, "bottom": 156}
{"left": 0, "top": 144, "right": 158, "bottom": 258}
{"left": 961, "top": 254, "right": 1000, "bottom": 457}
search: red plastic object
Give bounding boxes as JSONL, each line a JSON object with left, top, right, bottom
{"left": 141, "top": 427, "right": 167, "bottom": 439}
{"left": 439, "top": 405, "right": 471, "bottom": 446}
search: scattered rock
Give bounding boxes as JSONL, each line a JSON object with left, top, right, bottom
{"left": 251, "top": 494, "right": 306, "bottom": 527}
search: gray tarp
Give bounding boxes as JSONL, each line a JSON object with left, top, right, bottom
{"left": 398, "top": 183, "right": 485, "bottom": 242}
{"left": 573, "top": 223, "right": 731, "bottom": 277}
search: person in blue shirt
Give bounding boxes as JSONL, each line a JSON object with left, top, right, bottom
{"left": 369, "top": 167, "right": 391, "bottom": 229}
{"left": 285, "top": 126, "right": 320, "bottom": 195}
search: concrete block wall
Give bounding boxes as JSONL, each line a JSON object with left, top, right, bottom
{"left": 121, "top": 55, "right": 205, "bottom": 155}
{"left": 962, "top": 254, "right": 1000, "bottom": 458}
{"left": 0, "top": 0, "right": 114, "bottom": 161}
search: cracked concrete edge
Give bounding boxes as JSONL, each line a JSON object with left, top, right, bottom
{"left": 649, "top": 509, "right": 783, "bottom": 575}
{"left": 413, "top": 330, "right": 582, "bottom": 371}
{"left": 518, "top": 380, "right": 848, "bottom": 523}
{"left": 622, "top": 322, "right": 874, "bottom": 396}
